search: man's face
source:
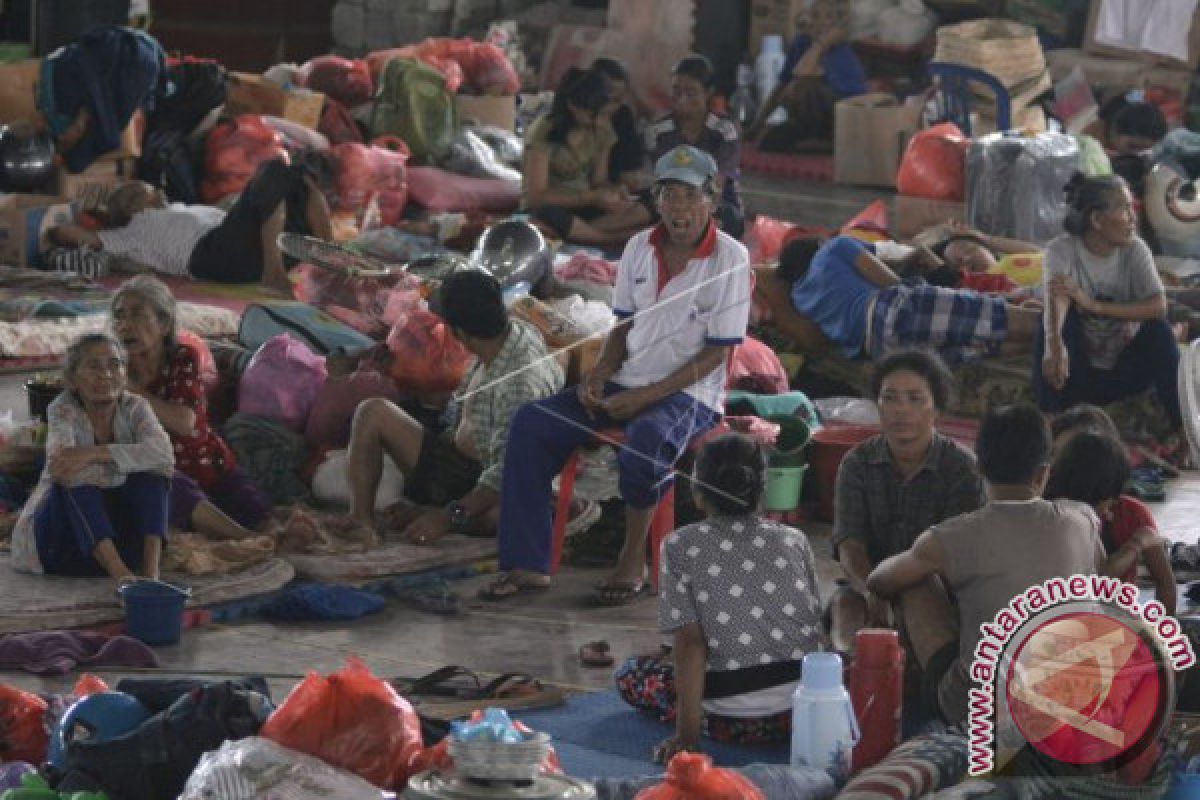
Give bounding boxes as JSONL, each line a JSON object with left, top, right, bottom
{"left": 654, "top": 181, "right": 713, "bottom": 245}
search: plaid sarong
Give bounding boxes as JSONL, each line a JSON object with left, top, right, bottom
{"left": 869, "top": 284, "right": 1009, "bottom": 365}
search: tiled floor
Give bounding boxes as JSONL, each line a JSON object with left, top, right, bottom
{"left": 0, "top": 177, "right": 1193, "bottom": 713}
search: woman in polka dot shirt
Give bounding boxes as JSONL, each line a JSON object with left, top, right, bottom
{"left": 615, "top": 433, "right": 824, "bottom": 762}
{"left": 111, "top": 276, "right": 270, "bottom": 541}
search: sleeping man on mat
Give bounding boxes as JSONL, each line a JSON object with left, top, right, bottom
{"left": 47, "top": 158, "right": 330, "bottom": 295}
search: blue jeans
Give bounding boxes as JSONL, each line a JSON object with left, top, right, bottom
{"left": 497, "top": 384, "right": 719, "bottom": 574}
{"left": 35, "top": 472, "right": 169, "bottom": 576}
{"left": 1033, "top": 310, "right": 1182, "bottom": 429}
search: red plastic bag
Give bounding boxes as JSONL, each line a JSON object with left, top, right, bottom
{"left": 727, "top": 336, "right": 789, "bottom": 394}
{"left": 0, "top": 684, "right": 49, "bottom": 764}
{"left": 298, "top": 55, "right": 374, "bottom": 108}
{"left": 744, "top": 216, "right": 798, "bottom": 265}
{"left": 840, "top": 199, "right": 890, "bottom": 237}
{"left": 635, "top": 753, "right": 764, "bottom": 800}
{"left": 407, "top": 166, "right": 521, "bottom": 213}
{"left": 260, "top": 657, "right": 424, "bottom": 790}
{"left": 319, "top": 99, "right": 365, "bottom": 146}
{"left": 200, "top": 115, "right": 290, "bottom": 204}
{"left": 331, "top": 143, "right": 409, "bottom": 226}
{"left": 385, "top": 307, "right": 473, "bottom": 394}
{"left": 462, "top": 42, "right": 520, "bottom": 95}
{"left": 896, "top": 123, "right": 969, "bottom": 202}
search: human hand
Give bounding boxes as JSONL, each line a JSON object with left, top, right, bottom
{"left": 404, "top": 509, "right": 451, "bottom": 546}
{"left": 48, "top": 447, "right": 98, "bottom": 482}
{"left": 601, "top": 386, "right": 656, "bottom": 421}
{"left": 1042, "top": 341, "right": 1070, "bottom": 391}
{"left": 577, "top": 372, "right": 608, "bottom": 415}
{"left": 865, "top": 591, "right": 893, "bottom": 628}
{"left": 1049, "top": 276, "right": 1093, "bottom": 312}
{"left": 653, "top": 734, "right": 699, "bottom": 765}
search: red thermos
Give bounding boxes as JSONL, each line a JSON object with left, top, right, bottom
{"left": 849, "top": 628, "right": 905, "bottom": 774}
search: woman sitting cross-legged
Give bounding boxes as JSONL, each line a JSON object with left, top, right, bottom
{"left": 615, "top": 433, "right": 823, "bottom": 764}
{"left": 11, "top": 333, "right": 174, "bottom": 585}
{"left": 111, "top": 275, "right": 270, "bottom": 540}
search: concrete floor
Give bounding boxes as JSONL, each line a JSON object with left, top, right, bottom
{"left": 0, "top": 176, "right": 1194, "bottom": 712}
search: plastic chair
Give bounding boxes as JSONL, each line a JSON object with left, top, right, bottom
{"left": 550, "top": 425, "right": 723, "bottom": 589}
{"left": 927, "top": 62, "right": 1012, "bottom": 136}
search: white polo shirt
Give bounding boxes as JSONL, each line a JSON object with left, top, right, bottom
{"left": 611, "top": 223, "right": 751, "bottom": 412}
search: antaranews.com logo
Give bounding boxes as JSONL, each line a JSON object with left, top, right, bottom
{"left": 968, "top": 575, "right": 1195, "bottom": 776}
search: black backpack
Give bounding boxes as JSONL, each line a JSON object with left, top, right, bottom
{"left": 136, "top": 127, "right": 200, "bottom": 204}
{"left": 152, "top": 59, "right": 228, "bottom": 136}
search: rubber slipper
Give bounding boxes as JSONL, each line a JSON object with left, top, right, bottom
{"left": 590, "top": 581, "right": 651, "bottom": 607}
{"left": 392, "top": 665, "right": 482, "bottom": 699}
{"left": 477, "top": 574, "right": 550, "bottom": 601}
{"left": 580, "top": 640, "right": 615, "bottom": 668}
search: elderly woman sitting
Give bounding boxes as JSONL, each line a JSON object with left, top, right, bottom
{"left": 12, "top": 333, "right": 173, "bottom": 584}
{"left": 111, "top": 276, "right": 270, "bottom": 539}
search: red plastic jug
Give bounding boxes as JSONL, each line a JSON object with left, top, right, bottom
{"left": 849, "top": 628, "right": 905, "bottom": 774}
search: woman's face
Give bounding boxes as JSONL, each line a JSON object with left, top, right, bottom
{"left": 603, "top": 79, "right": 628, "bottom": 114}
{"left": 944, "top": 239, "right": 997, "bottom": 273}
{"left": 70, "top": 341, "right": 126, "bottom": 406}
{"left": 1091, "top": 187, "right": 1137, "bottom": 247}
{"left": 878, "top": 369, "right": 938, "bottom": 448}
{"left": 112, "top": 293, "right": 169, "bottom": 360}
{"left": 568, "top": 101, "right": 599, "bottom": 128}
{"left": 671, "top": 74, "right": 708, "bottom": 119}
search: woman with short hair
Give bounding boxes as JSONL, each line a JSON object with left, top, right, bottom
{"left": 12, "top": 333, "right": 173, "bottom": 583}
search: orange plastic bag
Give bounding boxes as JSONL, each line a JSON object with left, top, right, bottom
{"left": 385, "top": 307, "right": 473, "bottom": 394}
{"left": 0, "top": 684, "right": 49, "bottom": 764}
{"left": 298, "top": 55, "right": 374, "bottom": 108}
{"left": 634, "top": 753, "right": 765, "bottom": 800}
{"left": 896, "top": 123, "right": 968, "bottom": 202}
{"left": 259, "top": 657, "right": 424, "bottom": 790}
{"left": 200, "top": 114, "right": 290, "bottom": 204}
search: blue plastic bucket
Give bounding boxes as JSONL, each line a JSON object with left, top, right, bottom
{"left": 119, "top": 580, "right": 191, "bottom": 645}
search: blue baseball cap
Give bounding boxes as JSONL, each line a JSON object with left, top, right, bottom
{"left": 654, "top": 145, "right": 718, "bottom": 188}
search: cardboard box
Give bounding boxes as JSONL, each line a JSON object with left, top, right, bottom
{"left": 455, "top": 94, "right": 516, "bottom": 132}
{"left": 1084, "top": 0, "right": 1200, "bottom": 70}
{"left": 0, "top": 194, "right": 74, "bottom": 267}
{"left": 893, "top": 195, "right": 967, "bottom": 238}
{"left": 0, "top": 59, "right": 40, "bottom": 125}
{"left": 1046, "top": 48, "right": 1193, "bottom": 97}
{"left": 225, "top": 72, "right": 325, "bottom": 130}
{"left": 834, "top": 93, "right": 923, "bottom": 188}
{"left": 54, "top": 157, "right": 137, "bottom": 209}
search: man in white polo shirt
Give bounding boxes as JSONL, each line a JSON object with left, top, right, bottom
{"left": 483, "top": 145, "right": 752, "bottom": 605}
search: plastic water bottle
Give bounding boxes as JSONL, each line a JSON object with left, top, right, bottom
{"left": 729, "top": 63, "right": 758, "bottom": 131}
{"left": 756, "top": 35, "right": 789, "bottom": 126}
{"left": 849, "top": 629, "right": 905, "bottom": 774}
{"left": 791, "top": 652, "right": 859, "bottom": 784}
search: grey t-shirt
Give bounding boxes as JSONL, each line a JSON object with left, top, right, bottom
{"left": 1043, "top": 234, "right": 1163, "bottom": 370}
{"left": 933, "top": 498, "right": 1102, "bottom": 674}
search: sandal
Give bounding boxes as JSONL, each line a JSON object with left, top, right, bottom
{"left": 477, "top": 573, "right": 550, "bottom": 601}
{"left": 590, "top": 580, "right": 651, "bottom": 607}
{"left": 580, "top": 640, "right": 615, "bottom": 668}
{"left": 392, "top": 665, "right": 482, "bottom": 699}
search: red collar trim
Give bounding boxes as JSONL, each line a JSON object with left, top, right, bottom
{"left": 649, "top": 222, "right": 718, "bottom": 295}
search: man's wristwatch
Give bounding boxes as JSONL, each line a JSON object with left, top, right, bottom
{"left": 446, "top": 501, "right": 470, "bottom": 531}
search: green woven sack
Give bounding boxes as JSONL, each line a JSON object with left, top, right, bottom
{"left": 370, "top": 57, "right": 457, "bottom": 164}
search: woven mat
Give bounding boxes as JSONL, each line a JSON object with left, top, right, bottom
{"left": 0, "top": 557, "right": 294, "bottom": 633}
{"left": 283, "top": 535, "right": 496, "bottom": 585}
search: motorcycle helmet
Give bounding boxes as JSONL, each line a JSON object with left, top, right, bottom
{"left": 47, "top": 692, "right": 151, "bottom": 771}
{"left": 0, "top": 123, "right": 56, "bottom": 193}
{"left": 468, "top": 218, "right": 553, "bottom": 291}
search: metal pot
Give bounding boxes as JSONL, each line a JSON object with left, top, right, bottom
{"left": 0, "top": 124, "right": 56, "bottom": 193}
{"left": 404, "top": 770, "right": 596, "bottom": 800}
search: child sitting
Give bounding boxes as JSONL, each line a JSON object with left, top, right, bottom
{"left": 1046, "top": 407, "right": 1176, "bottom": 616}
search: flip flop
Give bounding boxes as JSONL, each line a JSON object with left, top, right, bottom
{"left": 392, "top": 665, "right": 482, "bottom": 699}
{"left": 580, "top": 640, "right": 615, "bottom": 668}
{"left": 590, "top": 581, "right": 651, "bottom": 607}
{"left": 477, "top": 573, "right": 551, "bottom": 601}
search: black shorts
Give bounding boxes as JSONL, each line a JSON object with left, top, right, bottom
{"left": 922, "top": 640, "right": 969, "bottom": 724}
{"left": 402, "top": 427, "right": 482, "bottom": 507}
{"left": 188, "top": 159, "right": 312, "bottom": 283}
